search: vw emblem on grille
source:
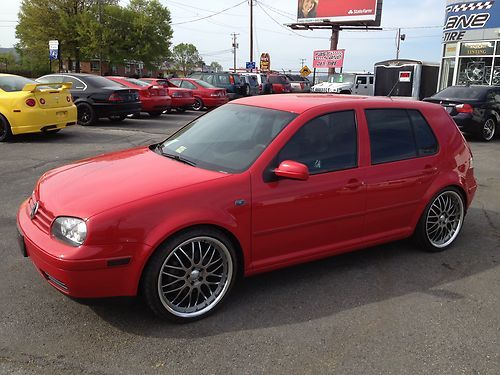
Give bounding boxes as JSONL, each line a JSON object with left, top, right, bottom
{"left": 30, "top": 201, "right": 39, "bottom": 220}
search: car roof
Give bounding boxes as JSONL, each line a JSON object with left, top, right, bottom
{"left": 232, "top": 94, "right": 438, "bottom": 114}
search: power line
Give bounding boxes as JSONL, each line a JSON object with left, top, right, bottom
{"left": 171, "top": 1, "right": 247, "bottom": 26}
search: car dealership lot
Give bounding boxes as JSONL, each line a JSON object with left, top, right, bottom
{"left": 0, "top": 113, "right": 499, "bottom": 374}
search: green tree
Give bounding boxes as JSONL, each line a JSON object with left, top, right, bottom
{"left": 209, "top": 61, "right": 223, "bottom": 72}
{"left": 171, "top": 43, "right": 202, "bottom": 76}
{"left": 0, "top": 53, "right": 17, "bottom": 72}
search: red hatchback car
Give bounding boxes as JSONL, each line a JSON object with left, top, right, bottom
{"left": 170, "top": 78, "right": 228, "bottom": 111}
{"left": 141, "top": 78, "right": 195, "bottom": 112}
{"left": 17, "top": 95, "right": 476, "bottom": 322}
{"left": 106, "top": 76, "right": 171, "bottom": 117}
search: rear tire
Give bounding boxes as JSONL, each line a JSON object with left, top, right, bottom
{"left": 0, "top": 114, "right": 12, "bottom": 142}
{"left": 478, "top": 117, "right": 496, "bottom": 142}
{"left": 192, "top": 98, "right": 204, "bottom": 111}
{"left": 176, "top": 108, "right": 186, "bottom": 113}
{"left": 142, "top": 227, "right": 238, "bottom": 322}
{"left": 77, "top": 103, "right": 96, "bottom": 126}
{"left": 414, "top": 187, "right": 465, "bottom": 252}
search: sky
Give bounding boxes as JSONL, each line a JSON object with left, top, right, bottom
{"left": 0, "top": 0, "right": 446, "bottom": 72}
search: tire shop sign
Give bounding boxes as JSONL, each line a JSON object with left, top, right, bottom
{"left": 313, "top": 49, "right": 345, "bottom": 69}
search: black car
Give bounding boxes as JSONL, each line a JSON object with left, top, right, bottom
{"left": 424, "top": 85, "right": 500, "bottom": 142}
{"left": 188, "top": 72, "right": 246, "bottom": 100}
{"left": 37, "top": 73, "right": 141, "bottom": 126}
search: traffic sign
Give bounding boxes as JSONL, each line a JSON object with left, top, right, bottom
{"left": 300, "top": 65, "right": 312, "bottom": 77}
{"left": 49, "top": 40, "right": 59, "bottom": 60}
{"left": 246, "top": 61, "right": 256, "bottom": 70}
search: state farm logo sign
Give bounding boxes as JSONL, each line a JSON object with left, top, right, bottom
{"left": 442, "top": 1, "right": 497, "bottom": 42}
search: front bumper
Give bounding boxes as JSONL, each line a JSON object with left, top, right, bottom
{"left": 17, "top": 199, "right": 151, "bottom": 298}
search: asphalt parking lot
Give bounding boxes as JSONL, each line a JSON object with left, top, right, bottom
{"left": 1, "top": 112, "right": 499, "bottom": 375}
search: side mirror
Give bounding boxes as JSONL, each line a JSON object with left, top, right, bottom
{"left": 274, "top": 160, "right": 309, "bottom": 181}
{"left": 355, "top": 84, "right": 359, "bottom": 89}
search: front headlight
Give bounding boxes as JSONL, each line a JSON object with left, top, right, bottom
{"left": 51, "top": 217, "right": 87, "bottom": 246}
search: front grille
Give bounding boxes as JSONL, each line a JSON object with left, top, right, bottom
{"left": 28, "top": 197, "right": 54, "bottom": 234}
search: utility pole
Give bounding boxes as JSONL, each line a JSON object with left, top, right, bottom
{"left": 98, "top": 0, "right": 103, "bottom": 75}
{"left": 231, "top": 33, "right": 239, "bottom": 73}
{"left": 249, "top": 0, "right": 254, "bottom": 65}
{"left": 300, "top": 58, "right": 306, "bottom": 68}
{"left": 396, "top": 28, "right": 406, "bottom": 59}
{"left": 328, "top": 27, "right": 339, "bottom": 76}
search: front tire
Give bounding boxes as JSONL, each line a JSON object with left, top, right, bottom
{"left": 415, "top": 188, "right": 465, "bottom": 252}
{"left": 142, "top": 228, "right": 237, "bottom": 322}
{"left": 479, "top": 117, "right": 496, "bottom": 142}
{"left": 0, "top": 114, "right": 12, "bottom": 142}
{"left": 77, "top": 103, "right": 96, "bottom": 126}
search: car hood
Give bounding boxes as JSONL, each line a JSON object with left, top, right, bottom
{"left": 36, "top": 147, "right": 228, "bottom": 219}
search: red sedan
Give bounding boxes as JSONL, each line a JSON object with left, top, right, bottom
{"left": 141, "top": 78, "right": 195, "bottom": 112}
{"left": 106, "top": 76, "right": 171, "bottom": 117}
{"left": 17, "top": 95, "right": 476, "bottom": 322}
{"left": 169, "top": 78, "right": 228, "bottom": 111}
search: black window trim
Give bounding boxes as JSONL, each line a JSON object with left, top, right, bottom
{"left": 365, "top": 108, "right": 439, "bottom": 166}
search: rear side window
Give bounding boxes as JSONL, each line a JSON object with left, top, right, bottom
{"left": 218, "top": 75, "right": 230, "bottom": 85}
{"left": 366, "top": 109, "right": 438, "bottom": 165}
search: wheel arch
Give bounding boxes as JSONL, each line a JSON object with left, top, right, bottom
{"left": 137, "top": 223, "right": 246, "bottom": 294}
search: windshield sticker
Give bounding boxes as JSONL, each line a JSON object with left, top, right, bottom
{"left": 175, "top": 146, "right": 187, "bottom": 154}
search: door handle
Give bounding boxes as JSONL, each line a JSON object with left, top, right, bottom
{"left": 422, "top": 166, "right": 438, "bottom": 175}
{"left": 345, "top": 179, "right": 364, "bottom": 190}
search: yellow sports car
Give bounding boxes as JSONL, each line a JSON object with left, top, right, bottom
{"left": 0, "top": 73, "right": 77, "bottom": 141}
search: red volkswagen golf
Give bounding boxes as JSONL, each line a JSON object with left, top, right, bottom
{"left": 17, "top": 95, "right": 477, "bottom": 322}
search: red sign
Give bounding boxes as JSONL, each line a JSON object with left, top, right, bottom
{"left": 313, "top": 49, "right": 345, "bottom": 69}
{"left": 297, "top": 0, "right": 379, "bottom": 23}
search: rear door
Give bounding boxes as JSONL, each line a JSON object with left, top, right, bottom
{"left": 363, "top": 108, "right": 440, "bottom": 238}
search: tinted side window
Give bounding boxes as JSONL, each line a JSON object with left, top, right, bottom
{"left": 369, "top": 77, "right": 374, "bottom": 84}
{"left": 278, "top": 111, "right": 357, "bottom": 174}
{"left": 182, "top": 81, "right": 197, "bottom": 90}
{"left": 366, "top": 109, "right": 417, "bottom": 164}
{"left": 408, "top": 110, "right": 438, "bottom": 156}
{"left": 356, "top": 76, "right": 367, "bottom": 84}
{"left": 218, "top": 75, "right": 230, "bottom": 85}
{"left": 204, "top": 75, "right": 215, "bottom": 85}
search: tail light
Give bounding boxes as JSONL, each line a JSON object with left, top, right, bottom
{"left": 108, "top": 93, "right": 123, "bottom": 102}
{"left": 259, "top": 84, "right": 263, "bottom": 92}
{"left": 67, "top": 96, "right": 72, "bottom": 102}
{"left": 26, "top": 98, "right": 36, "bottom": 107}
{"left": 229, "top": 75, "right": 235, "bottom": 85}
{"left": 39, "top": 98, "right": 46, "bottom": 105}
{"left": 455, "top": 104, "right": 473, "bottom": 113}
{"left": 300, "top": 83, "right": 305, "bottom": 90}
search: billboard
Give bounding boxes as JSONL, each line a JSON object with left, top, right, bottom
{"left": 443, "top": 0, "right": 500, "bottom": 42}
{"left": 313, "top": 49, "right": 345, "bottom": 69}
{"left": 297, "top": 0, "right": 380, "bottom": 24}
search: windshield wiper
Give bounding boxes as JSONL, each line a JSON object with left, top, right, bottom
{"left": 161, "top": 152, "right": 197, "bottom": 167}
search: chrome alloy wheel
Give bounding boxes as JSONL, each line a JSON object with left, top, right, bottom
{"left": 425, "top": 191, "right": 464, "bottom": 248}
{"left": 482, "top": 118, "right": 496, "bottom": 141}
{"left": 157, "top": 236, "right": 233, "bottom": 318}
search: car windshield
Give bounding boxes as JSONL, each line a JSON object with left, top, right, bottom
{"left": 432, "top": 86, "right": 489, "bottom": 100}
{"left": 328, "top": 74, "right": 355, "bottom": 84}
{"left": 0, "top": 75, "right": 36, "bottom": 92}
{"left": 158, "top": 104, "right": 296, "bottom": 173}
{"left": 194, "top": 79, "right": 216, "bottom": 88}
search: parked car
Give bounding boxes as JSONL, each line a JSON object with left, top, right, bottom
{"left": 140, "top": 78, "right": 194, "bottom": 112}
{"left": 0, "top": 74, "right": 77, "bottom": 141}
{"left": 37, "top": 73, "right": 141, "bottom": 126}
{"left": 311, "top": 73, "right": 374, "bottom": 95}
{"left": 17, "top": 95, "right": 476, "bottom": 322}
{"left": 188, "top": 72, "right": 246, "bottom": 100}
{"left": 106, "top": 76, "right": 171, "bottom": 117}
{"left": 240, "top": 74, "right": 259, "bottom": 96}
{"left": 267, "top": 74, "right": 292, "bottom": 93}
{"left": 285, "top": 74, "right": 311, "bottom": 93}
{"left": 424, "top": 85, "right": 500, "bottom": 142}
{"left": 169, "top": 78, "right": 228, "bottom": 111}
{"left": 241, "top": 72, "right": 272, "bottom": 94}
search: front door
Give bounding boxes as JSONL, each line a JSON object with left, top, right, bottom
{"left": 250, "top": 110, "right": 366, "bottom": 272}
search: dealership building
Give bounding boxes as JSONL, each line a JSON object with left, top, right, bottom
{"left": 440, "top": 0, "right": 500, "bottom": 90}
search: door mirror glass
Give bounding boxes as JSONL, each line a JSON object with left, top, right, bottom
{"left": 274, "top": 160, "right": 309, "bottom": 181}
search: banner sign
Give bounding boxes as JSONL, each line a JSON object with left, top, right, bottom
{"left": 260, "top": 53, "right": 270, "bottom": 72}
{"left": 313, "top": 49, "right": 345, "bottom": 69}
{"left": 443, "top": 0, "right": 500, "bottom": 43}
{"left": 49, "top": 40, "right": 59, "bottom": 60}
{"left": 297, "top": 0, "right": 380, "bottom": 24}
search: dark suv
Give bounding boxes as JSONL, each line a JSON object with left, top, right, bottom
{"left": 188, "top": 72, "right": 245, "bottom": 100}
